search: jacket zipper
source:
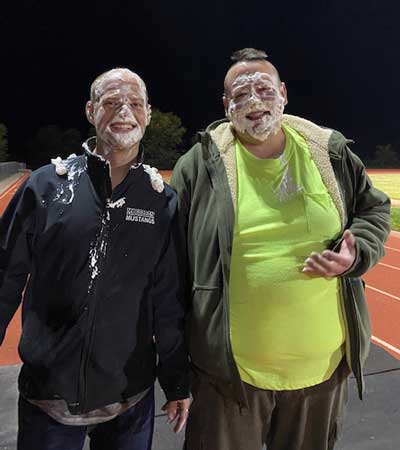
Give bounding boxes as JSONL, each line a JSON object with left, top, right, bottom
{"left": 78, "top": 205, "right": 111, "bottom": 413}
{"left": 204, "top": 138, "right": 246, "bottom": 405}
{"left": 335, "top": 148, "right": 363, "bottom": 398}
{"left": 205, "top": 148, "right": 235, "bottom": 367}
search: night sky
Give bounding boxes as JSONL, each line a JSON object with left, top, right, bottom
{"left": 2, "top": 0, "right": 399, "bottom": 162}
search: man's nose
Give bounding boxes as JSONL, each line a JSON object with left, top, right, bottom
{"left": 118, "top": 103, "right": 131, "bottom": 116}
{"left": 248, "top": 92, "right": 261, "bottom": 103}
{"left": 249, "top": 87, "right": 260, "bottom": 102}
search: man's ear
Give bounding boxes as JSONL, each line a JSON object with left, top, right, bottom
{"left": 146, "top": 104, "right": 152, "bottom": 126}
{"left": 223, "top": 95, "right": 229, "bottom": 116}
{"left": 280, "top": 82, "right": 288, "bottom": 106}
{"left": 86, "top": 101, "right": 95, "bottom": 125}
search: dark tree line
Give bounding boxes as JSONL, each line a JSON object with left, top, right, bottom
{"left": 0, "top": 123, "right": 10, "bottom": 162}
{"left": 366, "top": 143, "right": 400, "bottom": 169}
{"left": 1, "top": 108, "right": 188, "bottom": 169}
{"left": 2, "top": 118, "right": 400, "bottom": 169}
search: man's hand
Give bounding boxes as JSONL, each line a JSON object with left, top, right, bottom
{"left": 303, "top": 229, "right": 356, "bottom": 277}
{"left": 161, "top": 398, "right": 191, "bottom": 433}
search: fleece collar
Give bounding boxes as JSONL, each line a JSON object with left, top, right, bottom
{"left": 208, "top": 114, "right": 345, "bottom": 226}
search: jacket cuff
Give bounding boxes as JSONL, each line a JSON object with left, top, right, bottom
{"left": 161, "top": 376, "right": 190, "bottom": 401}
{"left": 164, "top": 389, "right": 191, "bottom": 402}
{"left": 340, "top": 239, "right": 371, "bottom": 278}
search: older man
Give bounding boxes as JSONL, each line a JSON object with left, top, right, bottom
{"left": 0, "top": 68, "right": 190, "bottom": 450}
{"left": 170, "top": 49, "right": 390, "bottom": 450}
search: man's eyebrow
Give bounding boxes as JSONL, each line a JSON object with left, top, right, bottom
{"left": 99, "top": 89, "right": 120, "bottom": 98}
{"left": 232, "top": 82, "right": 251, "bottom": 89}
{"left": 102, "top": 93, "right": 120, "bottom": 99}
{"left": 100, "top": 92, "right": 146, "bottom": 102}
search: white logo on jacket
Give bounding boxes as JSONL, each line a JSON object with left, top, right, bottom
{"left": 126, "top": 208, "right": 155, "bottom": 224}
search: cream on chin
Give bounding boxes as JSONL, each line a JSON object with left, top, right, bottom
{"left": 97, "top": 119, "right": 144, "bottom": 155}
{"left": 228, "top": 96, "right": 284, "bottom": 141}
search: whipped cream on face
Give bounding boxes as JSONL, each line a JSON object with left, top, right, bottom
{"left": 93, "top": 72, "right": 150, "bottom": 156}
{"left": 94, "top": 87, "right": 147, "bottom": 155}
{"left": 227, "top": 71, "right": 285, "bottom": 141}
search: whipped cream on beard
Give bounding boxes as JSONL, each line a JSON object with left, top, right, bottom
{"left": 227, "top": 72, "right": 285, "bottom": 142}
{"left": 95, "top": 105, "right": 146, "bottom": 156}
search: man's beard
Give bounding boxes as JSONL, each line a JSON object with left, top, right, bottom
{"left": 109, "top": 126, "right": 144, "bottom": 149}
{"left": 100, "top": 125, "right": 144, "bottom": 155}
{"left": 228, "top": 97, "right": 285, "bottom": 141}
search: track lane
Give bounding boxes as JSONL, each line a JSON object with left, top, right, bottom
{"left": 364, "top": 231, "right": 400, "bottom": 359}
{"left": 0, "top": 173, "right": 30, "bottom": 365}
{"left": 367, "top": 292, "right": 400, "bottom": 359}
{"left": 0, "top": 171, "right": 30, "bottom": 214}
{"left": 365, "top": 266, "right": 400, "bottom": 296}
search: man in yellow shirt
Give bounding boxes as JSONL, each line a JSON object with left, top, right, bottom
{"left": 171, "top": 48, "right": 390, "bottom": 450}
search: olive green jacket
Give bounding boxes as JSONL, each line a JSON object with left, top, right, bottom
{"left": 170, "top": 114, "right": 391, "bottom": 408}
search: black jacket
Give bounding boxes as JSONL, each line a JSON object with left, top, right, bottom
{"left": 0, "top": 150, "right": 189, "bottom": 414}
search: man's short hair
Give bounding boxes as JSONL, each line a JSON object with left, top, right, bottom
{"left": 224, "top": 48, "right": 281, "bottom": 95}
{"left": 90, "top": 68, "right": 148, "bottom": 103}
{"left": 230, "top": 48, "right": 268, "bottom": 63}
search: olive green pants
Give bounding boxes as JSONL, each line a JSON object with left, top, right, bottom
{"left": 185, "top": 359, "right": 349, "bottom": 450}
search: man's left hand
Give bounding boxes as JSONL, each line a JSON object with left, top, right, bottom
{"left": 162, "top": 398, "right": 191, "bottom": 433}
{"left": 303, "top": 229, "right": 356, "bottom": 277}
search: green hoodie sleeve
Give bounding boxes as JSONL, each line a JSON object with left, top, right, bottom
{"left": 336, "top": 147, "right": 391, "bottom": 278}
{"left": 170, "top": 149, "right": 197, "bottom": 303}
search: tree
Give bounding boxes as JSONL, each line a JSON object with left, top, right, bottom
{"left": 368, "top": 143, "right": 400, "bottom": 168}
{"left": 0, "top": 123, "right": 10, "bottom": 162}
{"left": 25, "top": 125, "right": 82, "bottom": 168}
{"left": 142, "top": 108, "right": 186, "bottom": 169}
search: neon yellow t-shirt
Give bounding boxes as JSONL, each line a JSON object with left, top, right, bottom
{"left": 229, "top": 124, "right": 345, "bottom": 390}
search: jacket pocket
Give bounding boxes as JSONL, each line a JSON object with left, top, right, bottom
{"left": 187, "top": 286, "right": 231, "bottom": 381}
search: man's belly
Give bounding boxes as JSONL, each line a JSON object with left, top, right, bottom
{"left": 230, "top": 274, "right": 346, "bottom": 390}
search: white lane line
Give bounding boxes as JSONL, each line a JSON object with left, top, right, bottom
{"left": 366, "top": 285, "right": 400, "bottom": 302}
{"left": 372, "top": 335, "right": 400, "bottom": 356}
{"left": 378, "top": 262, "right": 400, "bottom": 271}
{"left": 390, "top": 231, "right": 400, "bottom": 239}
{"left": 0, "top": 175, "right": 28, "bottom": 200}
{"left": 384, "top": 246, "right": 400, "bottom": 252}
{"left": 0, "top": 190, "right": 14, "bottom": 200}
{"left": 0, "top": 183, "right": 22, "bottom": 200}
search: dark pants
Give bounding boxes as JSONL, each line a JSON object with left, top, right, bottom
{"left": 17, "top": 388, "right": 155, "bottom": 450}
{"left": 185, "top": 359, "right": 349, "bottom": 450}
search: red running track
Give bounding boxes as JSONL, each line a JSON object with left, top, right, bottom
{"left": 0, "top": 171, "right": 30, "bottom": 214}
{"left": 0, "top": 172, "right": 399, "bottom": 364}
{"left": 365, "top": 232, "right": 400, "bottom": 360}
{"left": 0, "top": 173, "right": 30, "bottom": 366}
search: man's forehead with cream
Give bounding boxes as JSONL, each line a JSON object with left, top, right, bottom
{"left": 224, "top": 60, "right": 281, "bottom": 96}
{"left": 91, "top": 69, "right": 148, "bottom": 103}
{"left": 231, "top": 72, "right": 279, "bottom": 93}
